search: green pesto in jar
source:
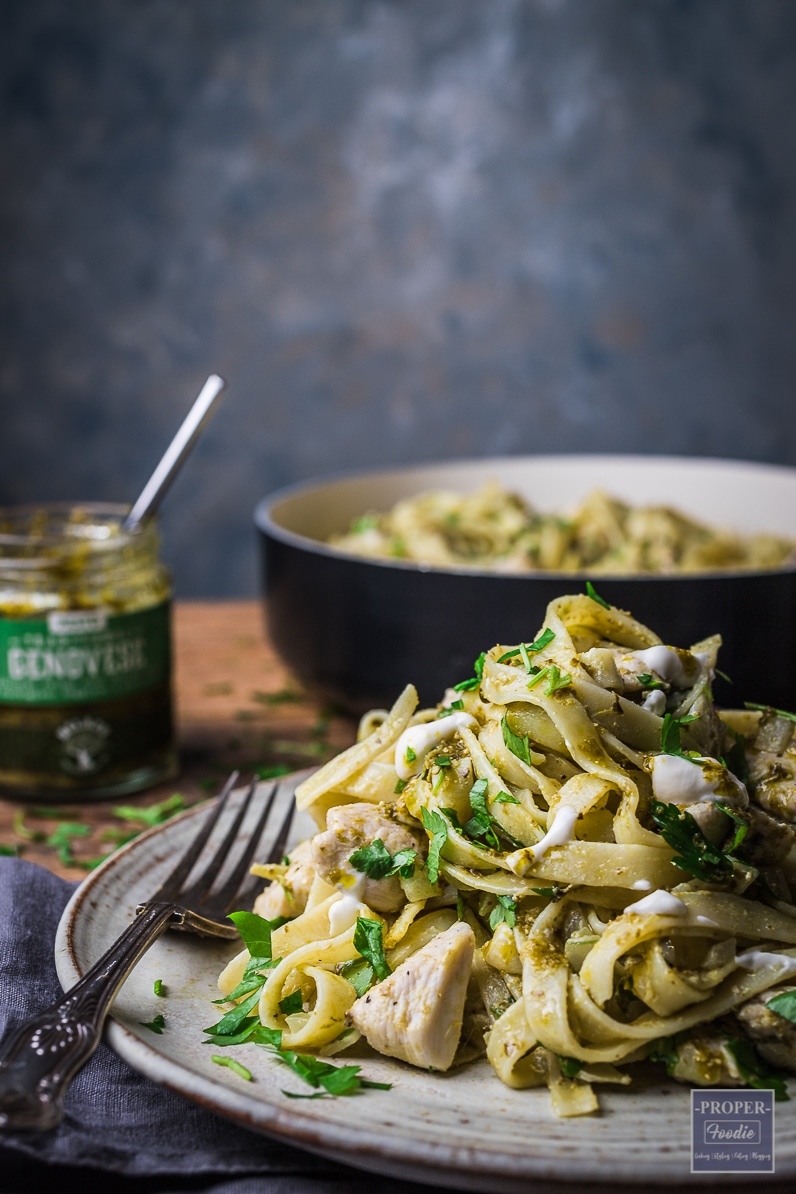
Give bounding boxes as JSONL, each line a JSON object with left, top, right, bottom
{"left": 0, "top": 503, "right": 177, "bottom": 800}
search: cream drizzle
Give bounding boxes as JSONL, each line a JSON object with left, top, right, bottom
{"left": 394, "top": 712, "right": 477, "bottom": 781}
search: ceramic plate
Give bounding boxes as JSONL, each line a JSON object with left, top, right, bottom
{"left": 55, "top": 777, "right": 796, "bottom": 1192}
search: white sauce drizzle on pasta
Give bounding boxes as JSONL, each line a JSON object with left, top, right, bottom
{"left": 650, "top": 754, "right": 747, "bottom": 806}
{"left": 394, "top": 712, "right": 477, "bottom": 780}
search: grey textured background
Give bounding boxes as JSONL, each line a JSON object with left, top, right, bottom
{"left": 1, "top": 0, "right": 795, "bottom": 597}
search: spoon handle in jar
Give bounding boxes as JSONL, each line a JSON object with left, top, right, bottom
{"left": 124, "top": 373, "right": 226, "bottom": 532}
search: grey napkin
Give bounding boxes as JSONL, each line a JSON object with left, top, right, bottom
{"left": 0, "top": 858, "right": 439, "bottom": 1194}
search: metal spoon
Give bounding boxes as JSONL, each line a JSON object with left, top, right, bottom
{"left": 123, "top": 374, "right": 227, "bottom": 532}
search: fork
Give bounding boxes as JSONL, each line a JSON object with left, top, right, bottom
{"left": 0, "top": 772, "right": 294, "bottom": 1132}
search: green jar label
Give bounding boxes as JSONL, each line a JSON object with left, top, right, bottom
{"left": 0, "top": 602, "right": 171, "bottom": 704}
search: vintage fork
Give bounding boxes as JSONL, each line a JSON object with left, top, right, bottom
{"left": 0, "top": 772, "right": 294, "bottom": 1132}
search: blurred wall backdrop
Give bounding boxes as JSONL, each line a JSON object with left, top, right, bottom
{"left": 1, "top": 0, "right": 795, "bottom": 597}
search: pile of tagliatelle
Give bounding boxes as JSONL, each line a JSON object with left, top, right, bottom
{"left": 216, "top": 589, "right": 796, "bottom": 1116}
{"left": 328, "top": 482, "right": 795, "bottom": 574}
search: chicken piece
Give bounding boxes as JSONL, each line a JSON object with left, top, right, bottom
{"left": 253, "top": 838, "right": 315, "bottom": 921}
{"left": 736, "top": 985, "right": 796, "bottom": 1072}
{"left": 348, "top": 921, "right": 475, "bottom": 1071}
{"left": 737, "top": 805, "right": 796, "bottom": 868}
{"left": 310, "top": 802, "right": 424, "bottom": 913}
{"left": 667, "top": 1028, "right": 744, "bottom": 1088}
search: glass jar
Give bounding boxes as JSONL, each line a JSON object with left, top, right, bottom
{"left": 0, "top": 503, "right": 178, "bottom": 799}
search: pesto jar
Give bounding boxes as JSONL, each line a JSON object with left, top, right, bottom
{"left": 0, "top": 503, "right": 178, "bottom": 799}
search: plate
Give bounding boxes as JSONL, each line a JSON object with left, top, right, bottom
{"left": 55, "top": 777, "right": 796, "bottom": 1192}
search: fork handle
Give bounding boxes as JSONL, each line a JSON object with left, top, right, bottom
{"left": 0, "top": 901, "right": 175, "bottom": 1132}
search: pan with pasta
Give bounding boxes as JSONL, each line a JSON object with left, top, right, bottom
{"left": 216, "top": 589, "right": 796, "bottom": 1116}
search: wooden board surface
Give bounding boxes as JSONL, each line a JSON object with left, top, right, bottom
{"left": 0, "top": 602, "right": 356, "bottom": 879}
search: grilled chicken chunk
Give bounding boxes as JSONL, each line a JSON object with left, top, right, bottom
{"left": 311, "top": 802, "right": 424, "bottom": 913}
{"left": 348, "top": 921, "right": 475, "bottom": 1070}
{"left": 736, "top": 985, "right": 796, "bottom": 1072}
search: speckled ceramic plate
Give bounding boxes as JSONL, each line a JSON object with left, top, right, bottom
{"left": 55, "top": 777, "right": 796, "bottom": 1192}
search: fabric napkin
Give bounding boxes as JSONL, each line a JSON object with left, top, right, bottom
{"left": 0, "top": 858, "right": 448, "bottom": 1194}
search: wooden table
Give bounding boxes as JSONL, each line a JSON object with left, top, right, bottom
{"left": 0, "top": 603, "right": 356, "bottom": 879}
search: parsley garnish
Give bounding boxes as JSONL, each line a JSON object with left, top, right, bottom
{"left": 202, "top": 1020, "right": 282, "bottom": 1048}
{"left": 405, "top": 746, "right": 417, "bottom": 764}
{"left": 650, "top": 799, "right": 732, "bottom": 883}
{"left": 745, "top": 702, "right": 796, "bottom": 723}
{"left": 462, "top": 779, "right": 523, "bottom": 850}
{"left": 501, "top": 714, "right": 532, "bottom": 766}
{"left": 348, "top": 838, "right": 417, "bottom": 880}
{"left": 439, "top": 699, "right": 464, "bottom": 714}
{"left": 557, "top": 1055, "right": 583, "bottom": 1079}
{"left": 498, "top": 628, "right": 556, "bottom": 666}
{"left": 113, "top": 793, "right": 188, "bottom": 828}
{"left": 768, "top": 990, "right": 796, "bottom": 1025}
{"left": 638, "top": 673, "right": 664, "bottom": 690}
{"left": 393, "top": 778, "right": 407, "bottom": 794}
{"left": 45, "top": 822, "right": 91, "bottom": 866}
{"left": 420, "top": 806, "right": 448, "bottom": 884}
{"left": 211, "top": 1055, "right": 252, "bottom": 1081}
{"left": 527, "top": 664, "right": 572, "bottom": 696}
{"left": 279, "top": 990, "right": 304, "bottom": 1016}
{"left": 715, "top": 802, "right": 749, "bottom": 854}
{"left": 585, "top": 581, "right": 610, "bottom": 609}
{"left": 453, "top": 652, "right": 486, "bottom": 692}
{"left": 340, "top": 957, "right": 375, "bottom": 997}
{"left": 493, "top": 790, "right": 520, "bottom": 805}
{"left": 353, "top": 917, "right": 391, "bottom": 982}
{"left": 489, "top": 894, "right": 517, "bottom": 931}
{"left": 141, "top": 1013, "right": 166, "bottom": 1034}
{"left": 271, "top": 1050, "right": 392, "bottom": 1098}
{"left": 659, "top": 712, "right": 700, "bottom": 758}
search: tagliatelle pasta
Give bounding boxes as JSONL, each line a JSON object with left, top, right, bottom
{"left": 329, "top": 483, "right": 795, "bottom": 574}
{"left": 216, "top": 591, "right": 796, "bottom": 1115}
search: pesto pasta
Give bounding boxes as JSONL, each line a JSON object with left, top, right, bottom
{"left": 329, "top": 483, "right": 794, "bottom": 574}
{"left": 217, "top": 591, "right": 796, "bottom": 1116}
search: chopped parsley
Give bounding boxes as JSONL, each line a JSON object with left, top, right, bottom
{"left": 585, "top": 581, "right": 610, "bottom": 609}
{"left": 488, "top": 894, "right": 517, "bottom": 931}
{"left": 501, "top": 714, "right": 532, "bottom": 766}
{"left": 493, "top": 790, "right": 520, "bottom": 805}
{"left": 353, "top": 917, "right": 391, "bottom": 982}
{"left": 140, "top": 1013, "right": 166, "bottom": 1034}
{"left": 659, "top": 712, "right": 700, "bottom": 759}
{"left": 340, "top": 957, "right": 375, "bottom": 997}
{"left": 113, "top": 793, "right": 188, "bottom": 828}
{"left": 45, "top": 822, "right": 91, "bottom": 866}
{"left": 453, "top": 651, "right": 486, "bottom": 692}
{"left": 420, "top": 806, "right": 449, "bottom": 884}
{"left": 637, "top": 673, "right": 664, "bottom": 690}
{"left": 348, "top": 838, "right": 417, "bottom": 880}
{"left": 526, "top": 664, "right": 572, "bottom": 696}
{"left": 557, "top": 1055, "right": 584, "bottom": 1080}
{"left": 279, "top": 990, "right": 304, "bottom": 1016}
{"left": 405, "top": 745, "right": 417, "bottom": 764}
{"left": 393, "top": 778, "right": 408, "bottom": 795}
{"left": 272, "top": 1050, "right": 392, "bottom": 1098}
{"left": 462, "top": 779, "right": 523, "bottom": 851}
{"left": 650, "top": 799, "right": 732, "bottom": 884}
{"left": 498, "top": 628, "right": 556, "bottom": 668}
{"left": 715, "top": 802, "right": 750, "bottom": 854}
{"left": 211, "top": 1055, "right": 252, "bottom": 1081}
{"left": 767, "top": 990, "right": 796, "bottom": 1025}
